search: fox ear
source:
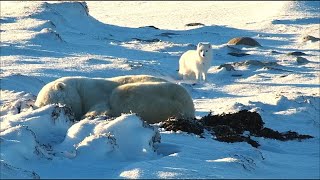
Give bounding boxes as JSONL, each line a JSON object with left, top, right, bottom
{"left": 209, "top": 44, "right": 212, "bottom": 49}
{"left": 197, "top": 42, "right": 203, "bottom": 48}
{"left": 54, "top": 82, "right": 66, "bottom": 91}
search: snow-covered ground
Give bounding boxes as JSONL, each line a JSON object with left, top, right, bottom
{"left": 1, "top": 1, "right": 319, "bottom": 179}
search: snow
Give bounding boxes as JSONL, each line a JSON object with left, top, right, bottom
{"left": 1, "top": 1, "right": 319, "bottom": 179}
{"left": 55, "top": 114, "right": 159, "bottom": 161}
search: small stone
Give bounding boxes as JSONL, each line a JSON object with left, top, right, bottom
{"left": 270, "top": 50, "right": 281, "bottom": 54}
{"left": 287, "top": 51, "right": 307, "bottom": 56}
{"left": 296, "top": 56, "right": 310, "bottom": 64}
{"left": 302, "top": 35, "right": 320, "bottom": 42}
{"left": 158, "top": 32, "right": 179, "bottom": 38}
{"left": 132, "top": 38, "right": 161, "bottom": 43}
{"left": 233, "top": 60, "right": 278, "bottom": 67}
{"left": 228, "top": 52, "right": 250, "bottom": 57}
{"left": 218, "top": 64, "right": 235, "bottom": 71}
{"left": 185, "top": 23, "right": 205, "bottom": 27}
{"left": 139, "top": 25, "right": 160, "bottom": 30}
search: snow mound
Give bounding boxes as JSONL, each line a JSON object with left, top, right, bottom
{"left": 25, "top": 1, "right": 162, "bottom": 46}
{"left": 75, "top": 133, "right": 117, "bottom": 160}
{"left": 56, "top": 114, "right": 161, "bottom": 161}
{"left": 1, "top": 104, "right": 76, "bottom": 145}
{"left": 32, "top": 2, "right": 90, "bottom": 29}
{"left": 0, "top": 92, "right": 36, "bottom": 116}
{"left": 31, "top": 28, "right": 65, "bottom": 44}
{"left": 0, "top": 161, "right": 40, "bottom": 179}
{"left": 0, "top": 74, "right": 45, "bottom": 95}
{"left": 0, "top": 126, "right": 45, "bottom": 165}
{"left": 30, "top": 1, "right": 115, "bottom": 40}
{"left": 29, "top": 20, "right": 56, "bottom": 31}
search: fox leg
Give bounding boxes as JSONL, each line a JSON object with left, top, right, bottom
{"left": 202, "top": 72, "right": 206, "bottom": 81}
{"left": 195, "top": 71, "right": 201, "bottom": 81}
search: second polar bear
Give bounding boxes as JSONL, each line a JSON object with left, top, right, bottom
{"left": 179, "top": 42, "right": 213, "bottom": 82}
{"left": 109, "top": 81, "right": 195, "bottom": 123}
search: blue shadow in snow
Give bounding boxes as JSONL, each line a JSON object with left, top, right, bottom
{"left": 272, "top": 17, "right": 320, "bottom": 25}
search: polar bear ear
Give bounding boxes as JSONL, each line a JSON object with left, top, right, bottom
{"left": 54, "top": 82, "right": 66, "bottom": 91}
{"left": 208, "top": 44, "right": 212, "bottom": 49}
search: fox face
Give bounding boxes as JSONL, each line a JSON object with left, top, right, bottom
{"left": 197, "top": 42, "right": 212, "bottom": 58}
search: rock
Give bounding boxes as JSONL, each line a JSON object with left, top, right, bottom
{"left": 218, "top": 64, "right": 235, "bottom": 71}
{"left": 264, "top": 66, "right": 293, "bottom": 72}
{"left": 185, "top": 23, "right": 205, "bottom": 27}
{"left": 157, "top": 32, "right": 179, "bottom": 38}
{"left": 233, "top": 60, "right": 278, "bottom": 67}
{"left": 287, "top": 51, "right": 307, "bottom": 56}
{"left": 228, "top": 52, "right": 250, "bottom": 57}
{"left": 270, "top": 50, "right": 281, "bottom": 54}
{"left": 227, "top": 37, "right": 261, "bottom": 47}
{"left": 139, "top": 25, "right": 160, "bottom": 30}
{"left": 296, "top": 56, "right": 310, "bottom": 64}
{"left": 132, "top": 38, "right": 161, "bottom": 43}
{"left": 302, "top": 35, "right": 320, "bottom": 42}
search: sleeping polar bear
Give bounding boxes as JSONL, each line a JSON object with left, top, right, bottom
{"left": 35, "top": 75, "right": 195, "bottom": 123}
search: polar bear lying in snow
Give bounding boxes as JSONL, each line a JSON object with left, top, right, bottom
{"left": 35, "top": 75, "right": 195, "bottom": 123}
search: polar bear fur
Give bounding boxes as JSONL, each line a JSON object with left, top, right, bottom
{"left": 109, "top": 82, "right": 195, "bottom": 123}
{"left": 179, "top": 42, "right": 212, "bottom": 82}
{"left": 35, "top": 75, "right": 195, "bottom": 123}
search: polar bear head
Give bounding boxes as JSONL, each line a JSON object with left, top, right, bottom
{"left": 197, "top": 42, "right": 212, "bottom": 58}
{"left": 35, "top": 79, "right": 82, "bottom": 120}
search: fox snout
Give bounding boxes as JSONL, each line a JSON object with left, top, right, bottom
{"left": 200, "top": 50, "right": 205, "bottom": 58}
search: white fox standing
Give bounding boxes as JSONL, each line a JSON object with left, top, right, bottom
{"left": 179, "top": 42, "right": 213, "bottom": 82}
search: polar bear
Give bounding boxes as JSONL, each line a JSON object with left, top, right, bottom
{"left": 35, "top": 75, "right": 195, "bottom": 123}
{"left": 108, "top": 75, "right": 167, "bottom": 85}
{"left": 179, "top": 42, "right": 212, "bottom": 82}
{"left": 109, "top": 82, "right": 195, "bottom": 123}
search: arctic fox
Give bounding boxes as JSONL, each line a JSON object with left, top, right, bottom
{"left": 179, "top": 42, "right": 212, "bottom": 82}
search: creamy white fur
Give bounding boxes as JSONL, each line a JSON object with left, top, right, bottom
{"left": 179, "top": 42, "right": 213, "bottom": 82}
{"left": 109, "top": 81, "right": 195, "bottom": 123}
{"left": 35, "top": 75, "right": 195, "bottom": 123}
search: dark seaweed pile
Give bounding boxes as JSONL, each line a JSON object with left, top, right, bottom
{"left": 160, "top": 118, "right": 204, "bottom": 137}
{"left": 160, "top": 110, "right": 313, "bottom": 148}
